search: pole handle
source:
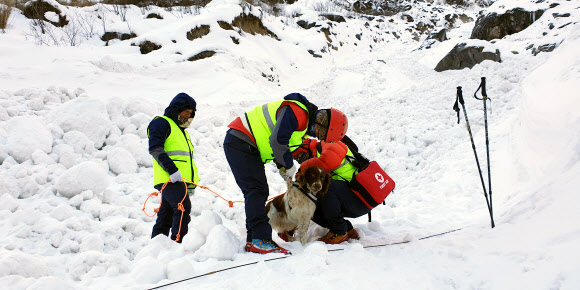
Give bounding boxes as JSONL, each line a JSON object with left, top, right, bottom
{"left": 481, "top": 77, "right": 487, "bottom": 99}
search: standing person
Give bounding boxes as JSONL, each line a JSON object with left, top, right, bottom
{"left": 223, "top": 93, "right": 348, "bottom": 254}
{"left": 148, "top": 92, "right": 199, "bottom": 243}
{"left": 290, "top": 134, "right": 368, "bottom": 244}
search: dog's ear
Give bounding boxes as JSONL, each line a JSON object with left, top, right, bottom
{"left": 296, "top": 168, "right": 306, "bottom": 187}
{"left": 320, "top": 170, "right": 331, "bottom": 195}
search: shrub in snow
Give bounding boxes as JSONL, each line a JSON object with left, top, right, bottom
{"left": 107, "top": 147, "right": 138, "bottom": 175}
{"left": 55, "top": 161, "right": 110, "bottom": 198}
{"left": 46, "top": 97, "right": 112, "bottom": 149}
{"left": 0, "top": 249, "right": 49, "bottom": 278}
{"left": 191, "top": 210, "right": 223, "bottom": 236}
{"left": 193, "top": 225, "right": 241, "bottom": 262}
{"left": 4, "top": 116, "right": 53, "bottom": 163}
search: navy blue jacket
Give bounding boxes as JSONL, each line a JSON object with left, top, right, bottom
{"left": 270, "top": 93, "right": 319, "bottom": 168}
{"left": 148, "top": 93, "right": 197, "bottom": 175}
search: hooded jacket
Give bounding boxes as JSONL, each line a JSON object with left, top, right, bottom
{"left": 227, "top": 93, "right": 319, "bottom": 168}
{"left": 148, "top": 93, "right": 197, "bottom": 187}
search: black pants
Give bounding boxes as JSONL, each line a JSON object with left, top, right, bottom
{"left": 223, "top": 132, "right": 272, "bottom": 242}
{"left": 151, "top": 181, "right": 191, "bottom": 242}
{"left": 312, "top": 179, "right": 371, "bottom": 235}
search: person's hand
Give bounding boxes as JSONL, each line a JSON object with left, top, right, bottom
{"left": 169, "top": 170, "right": 182, "bottom": 183}
{"left": 279, "top": 165, "right": 297, "bottom": 180}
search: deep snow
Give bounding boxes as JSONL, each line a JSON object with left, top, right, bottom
{"left": 0, "top": 0, "right": 579, "bottom": 289}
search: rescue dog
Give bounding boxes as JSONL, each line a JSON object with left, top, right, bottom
{"left": 265, "top": 166, "right": 330, "bottom": 245}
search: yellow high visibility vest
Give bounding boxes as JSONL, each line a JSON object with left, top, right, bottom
{"left": 150, "top": 116, "right": 199, "bottom": 187}
{"left": 245, "top": 100, "right": 309, "bottom": 163}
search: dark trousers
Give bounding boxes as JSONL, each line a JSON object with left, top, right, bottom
{"left": 151, "top": 181, "right": 191, "bottom": 242}
{"left": 312, "top": 179, "right": 371, "bottom": 235}
{"left": 223, "top": 132, "right": 271, "bottom": 242}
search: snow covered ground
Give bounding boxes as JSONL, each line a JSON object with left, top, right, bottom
{"left": 0, "top": 0, "right": 579, "bottom": 289}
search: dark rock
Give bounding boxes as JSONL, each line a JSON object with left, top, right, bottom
{"left": 232, "top": 13, "right": 279, "bottom": 40}
{"left": 352, "top": 0, "right": 411, "bottom": 16}
{"left": 188, "top": 50, "right": 216, "bottom": 61}
{"left": 435, "top": 43, "right": 501, "bottom": 72}
{"left": 401, "top": 14, "right": 414, "bottom": 22}
{"left": 101, "top": 32, "right": 136, "bottom": 42}
{"left": 471, "top": 8, "right": 545, "bottom": 41}
{"left": 552, "top": 13, "right": 570, "bottom": 18}
{"left": 308, "top": 50, "right": 322, "bottom": 58}
{"left": 146, "top": 13, "right": 162, "bottom": 19}
{"left": 321, "top": 14, "right": 346, "bottom": 23}
{"left": 445, "top": 0, "right": 467, "bottom": 5}
{"left": 218, "top": 21, "right": 234, "bottom": 30}
{"left": 429, "top": 28, "right": 448, "bottom": 42}
{"left": 297, "top": 20, "right": 317, "bottom": 29}
{"left": 186, "top": 25, "right": 210, "bottom": 41}
{"left": 22, "top": 0, "right": 68, "bottom": 27}
{"left": 532, "top": 43, "right": 557, "bottom": 56}
{"left": 139, "top": 41, "right": 161, "bottom": 55}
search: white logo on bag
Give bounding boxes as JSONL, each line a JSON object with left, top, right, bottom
{"left": 375, "top": 173, "right": 384, "bottom": 183}
{"left": 375, "top": 173, "right": 389, "bottom": 189}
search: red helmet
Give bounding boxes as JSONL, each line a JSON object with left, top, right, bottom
{"left": 325, "top": 108, "right": 348, "bottom": 142}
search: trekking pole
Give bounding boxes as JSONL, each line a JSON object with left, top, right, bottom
{"left": 453, "top": 86, "right": 495, "bottom": 228}
{"left": 473, "top": 77, "right": 495, "bottom": 228}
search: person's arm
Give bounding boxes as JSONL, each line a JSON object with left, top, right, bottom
{"left": 300, "top": 142, "right": 348, "bottom": 172}
{"left": 269, "top": 105, "right": 308, "bottom": 168}
{"left": 148, "top": 118, "right": 178, "bottom": 175}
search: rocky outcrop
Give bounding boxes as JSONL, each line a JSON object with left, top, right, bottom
{"left": 137, "top": 40, "right": 161, "bottom": 55}
{"left": 352, "top": 0, "right": 411, "bottom": 16}
{"left": 471, "top": 8, "right": 545, "bottom": 41}
{"left": 22, "top": 0, "right": 68, "bottom": 27}
{"left": 435, "top": 43, "right": 501, "bottom": 72}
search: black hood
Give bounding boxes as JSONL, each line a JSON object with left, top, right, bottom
{"left": 283, "top": 92, "right": 318, "bottom": 125}
{"left": 164, "top": 93, "right": 196, "bottom": 123}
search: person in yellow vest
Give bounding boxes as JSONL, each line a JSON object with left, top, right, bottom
{"left": 290, "top": 137, "right": 364, "bottom": 244}
{"left": 148, "top": 93, "right": 199, "bottom": 243}
{"left": 223, "top": 93, "right": 348, "bottom": 254}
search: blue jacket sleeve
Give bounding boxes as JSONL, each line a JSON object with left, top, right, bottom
{"left": 148, "top": 118, "right": 178, "bottom": 175}
{"left": 269, "top": 106, "right": 299, "bottom": 169}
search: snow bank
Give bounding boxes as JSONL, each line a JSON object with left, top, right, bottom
{"left": 55, "top": 161, "right": 111, "bottom": 198}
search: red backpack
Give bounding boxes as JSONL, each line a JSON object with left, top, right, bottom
{"left": 341, "top": 136, "right": 396, "bottom": 209}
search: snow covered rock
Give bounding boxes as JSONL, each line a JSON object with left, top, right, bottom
{"left": 55, "top": 161, "right": 111, "bottom": 198}
{"left": 107, "top": 147, "right": 138, "bottom": 175}
{"left": 46, "top": 97, "right": 112, "bottom": 149}
{"left": 4, "top": 116, "right": 53, "bottom": 163}
{"left": 193, "top": 225, "right": 241, "bottom": 261}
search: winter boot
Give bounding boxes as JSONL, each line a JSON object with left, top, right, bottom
{"left": 277, "top": 227, "right": 296, "bottom": 242}
{"left": 318, "top": 228, "right": 359, "bottom": 244}
{"left": 244, "top": 239, "right": 291, "bottom": 255}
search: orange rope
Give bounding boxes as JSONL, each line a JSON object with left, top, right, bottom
{"left": 181, "top": 177, "right": 285, "bottom": 207}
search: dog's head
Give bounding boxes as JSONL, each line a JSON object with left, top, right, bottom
{"left": 296, "top": 166, "right": 330, "bottom": 196}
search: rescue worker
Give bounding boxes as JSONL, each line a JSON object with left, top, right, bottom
{"left": 289, "top": 118, "right": 367, "bottom": 244}
{"left": 148, "top": 93, "right": 199, "bottom": 243}
{"left": 223, "top": 93, "right": 348, "bottom": 254}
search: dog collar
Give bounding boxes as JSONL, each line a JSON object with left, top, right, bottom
{"left": 292, "top": 182, "right": 317, "bottom": 203}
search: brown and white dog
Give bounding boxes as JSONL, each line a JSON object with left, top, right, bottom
{"left": 265, "top": 166, "right": 330, "bottom": 245}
